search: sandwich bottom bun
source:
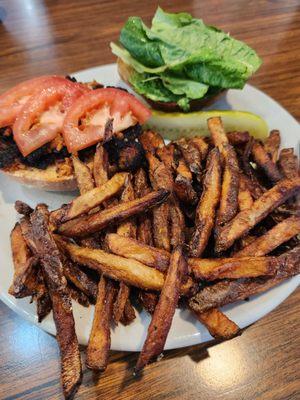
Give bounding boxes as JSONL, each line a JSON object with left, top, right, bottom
{"left": 1, "top": 164, "right": 77, "bottom": 191}
{"left": 117, "top": 58, "right": 226, "bottom": 113}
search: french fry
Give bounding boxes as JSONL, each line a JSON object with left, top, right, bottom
{"left": 68, "top": 284, "right": 90, "bottom": 307}
{"left": 190, "top": 137, "right": 209, "bottom": 161}
{"left": 264, "top": 130, "right": 280, "bottom": 163}
{"left": 189, "top": 148, "right": 222, "bottom": 257}
{"left": 193, "top": 308, "right": 240, "bottom": 340}
{"left": 278, "top": 148, "right": 299, "bottom": 179}
{"left": 156, "top": 143, "right": 177, "bottom": 171}
{"left": 189, "top": 256, "right": 278, "bottom": 281}
{"left": 58, "top": 189, "right": 170, "bottom": 238}
{"left": 14, "top": 200, "right": 33, "bottom": 216}
{"left": 30, "top": 204, "right": 82, "bottom": 400}
{"left": 175, "top": 138, "right": 202, "bottom": 176}
{"left": 227, "top": 131, "right": 250, "bottom": 146}
{"left": 189, "top": 245, "right": 300, "bottom": 313}
{"left": 215, "top": 177, "right": 300, "bottom": 252}
{"left": 238, "top": 175, "right": 254, "bottom": 211}
{"left": 72, "top": 155, "right": 94, "bottom": 194}
{"left": 135, "top": 246, "right": 188, "bottom": 372}
{"left": 86, "top": 276, "right": 116, "bottom": 371}
{"left": 55, "top": 236, "right": 165, "bottom": 291}
{"left": 216, "top": 143, "right": 240, "bottom": 227}
{"left": 207, "top": 116, "right": 229, "bottom": 155}
{"left": 9, "top": 223, "right": 38, "bottom": 297}
{"left": 58, "top": 172, "right": 128, "bottom": 222}
{"left": 106, "top": 233, "right": 170, "bottom": 272}
{"left": 113, "top": 282, "right": 131, "bottom": 324}
{"left": 116, "top": 176, "right": 137, "bottom": 238}
{"left": 138, "top": 291, "right": 158, "bottom": 314}
{"left": 146, "top": 152, "right": 172, "bottom": 251}
{"left": 235, "top": 216, "right": 300, "bottom": 257}
{"left": 251, "top": 140, "right": 282, "bottom": 183}
{"left": 36, "top": 280, "right": 52, "bottom": 322}
{"left": 170, "top": 197, "right": 185, "bottom": 247}
{"left": 174, "top": 159, "right": 198, "bottom": 204}
{"left": 120, "top": 299, "right": 136, "bottom": 325}
{"left": 140, "top": 130, "right": 164, "bottom": 153}
{"left": 134, "top": 168, "right": 154, "bottom": 246}
{"left": 93, "top": 144, "right": 109, "bottom": 187}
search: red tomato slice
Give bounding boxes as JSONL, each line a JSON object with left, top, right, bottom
{"left": 13, "top": 78, "right": 89, "bottom": 156}
{"left": 63, "top": 88, "right": 151, "bottom": 153}
{"left": 0, "top": 75, "right": 67, "bottom": 128}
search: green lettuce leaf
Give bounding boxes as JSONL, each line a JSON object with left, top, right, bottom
{"left": 160, "top": 74, "right": 209, "bottom": 99}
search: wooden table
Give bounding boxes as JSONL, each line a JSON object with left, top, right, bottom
{"left": 0, "top": 1, "right": 299, "bottom": 399}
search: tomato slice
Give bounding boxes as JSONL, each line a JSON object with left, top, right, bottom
{"left": 13, "top": 78, "right": 89, "bottom": 156}
{"left": 63, "top": 88, "right": 151, "bottom": 153}
{"left": 0, "top": 75, "right": 68, "bottom": 128}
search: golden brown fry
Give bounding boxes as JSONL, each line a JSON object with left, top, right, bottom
{"left": 190, "top": 137, "right": 209, "bottom": 161}
{"left": 135, "top": 246, "right": 188, "bottom": 372}
{"left": 58, "top": 189, "right": 170, "bottom": 238}
{"left": 146, "top": 152, "right": 172, "bottom": 251}
{"left": 207, "top": 116, "right": 229, "bottom": 155}
{"left": 93, "top": 144, "right": 109, "bottom": 187}
{"left": 106, "top": 233, "right": 170, "bottom": 272}
{"left": 174, "top": 159, "right": 198, "bottom": 204}
{"left": 113, "top": 282, "right": 131, "bottom": 324}
{"left": 30, "top": 204, "right": 82, "bottom": 400}
{"left": 227, "top": 131, "right": 250, "bottom": 146}
{"left": 68, "top": 284, "right": 90, "bottom": 307}
{"left": 9, "top": 223, "right": 38, "bottom": 297}
{"left": 189, "top": 148, "right": 222, "bottom": 257}
{"left": 86, "top": 276, "right": 116, "bottom": 371}
{"left": 59, "top": 172, "right": 128, "bottom": 222}
{"left": 138, "top": 291, "right": 158, "bottom": 314}
{"left": 193, "top": 308, "right": 240, "bottom": 340}
{"left": 189, "top": 245, "right": 300, "bottom": 313}
{"left": 251, "top": 140, "right": 282, "bottom": 183}
{"left": 189, "top": 256, "right": 278, "bottom": 281}
{"left": 140, "top": 130, "right": 164, "bottom": 153}
{"left": 278, "top": 148, "right": 299, "bottom": 179}
{"left": 235, "top": 216, "right": 300, "bottom": 257}
{"left": 238, "top": 175, "right": 254, "bottom": 211}
{"left": 56, "top": 236, "right": 165, "bottom": 291}
{"left": 156, "top": 143, "right": 177, "bottom": 171}
{"left": 134, "top": 168, "right": 154, "bottom": 246}
{"left": 120, "top": 298, "right": 136, "bottom": 325}
{"left": 15, "top": 200, "right": 33, "bottom": 216}
{"left": 215, "top": 177, "right": 300, "bottom": 252}
{"left": 264, "top": 130, "right": 280, "bottom": 163}
{"left": 176, "top": 138, "right": 202, "bottom": 176}
{"left": 117, "top": 176, "right": 137, "bottom": 238}
{"left": 72, "top": 155, "right": 94, "bottom": 194}
{"left": 216, "top": 143, "right": 240, "bottom": 227}
{"left": 170, "top": 197, "right": 185, "bottom": 247}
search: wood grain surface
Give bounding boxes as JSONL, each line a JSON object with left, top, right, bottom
{"left": 0, "top": 0, "right": 299, "bottom": 399}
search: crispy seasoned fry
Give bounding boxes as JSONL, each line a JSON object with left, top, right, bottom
{"left": 138, "top": 291, "right": 158, "bottom": 314}
{"left": 216, "top": 143, "right": 239, "bottom": 227}
{"left": 227, "top": 131, "right": 250, "bottom": 146}
{"left": 72, "top": 155, "right": 94, "bottom": 194}
{"left": 193, "top": 309, "right": 240, "bottom": 340}
{"left": 264, "top": 130, "right": 280, "bottom": 163}
{"left": 235, "top": 216, "right": 300, "bottom": 257}
{"left": 113, "top": 282, "right": 131, "bottom": 323}
{"left": 189, "top": 245, "right": 300, "bottom": 313}
{"left": 58, "top": 172, "right": 128, "bottom": 222}
{"left": 30, "top": 205, "right": 82, "bottom": 400}
{"left": 68, "top": 285, "right": 90, "bottom": 307}
{"left": 15, "top": 200, "right": 33, "bottom": 216}
{"left": 56, "top": 236, "right": 165, "bottom": 291}
{"left": 170, "top": 197, "right": 185, "bottom": 247}
{"left": 207, "top": 116, "right": 229, "bottom": 155}
{"left": 215, "top": 177, "right": 300, "bottom": 252}
{"left": 146, "top": 152, "right": 172, "bottom": 251}
{"left": 278, "top": 148, "right": 299, "bottom": 179}
{"left": 189, "top": 148, "right": 222, "bottom": 257}
{"left": 86, "top": 276, "right": 116, "bottom": 371}
{"left": 238, "top": 175, "right": 254, "bottom": 211}
{"left": 135, "top": 246, "right": 188, "bottom": 372}
{"left": 251, "top": 140, "right": 282, "bottom": 183}
{"left": 106, "top": 233, "right": 170, "bottom": 272}
{"left": 189, "top": 256, "right": 278, "bottom": 280}
{"left": 62, "top": 259, "right": 98, "bottom": 302}
{"left": 58, "top": 189, "right": 170, "bottom": 238}
{"left": 174, "top": 159, "right": 198, "bottom": 204}
{"left": 140, "top": 130, "right": 164, "bottom": 153}
{"left": 9, "top": 223, "right": 38, "bottom": 297}
{"left": 120, "top": 299, "right": 136, "bottom": 325}
{"left": 190, "top": 137, "right": 209, "bottom": 160}
{"left": 176, "top": 138, "right": 202, "bottom": 176}
{"left": 156, "top": 143, "right": 177, "bottom": 171}
{"left": 93, "top": 144, "right": 109, "bottom": 187}
{"left": 36, "top": 283, "right": 52, "bottom": 322}
{"left": 117, "top": 176, "right": 137, "bottom": 238}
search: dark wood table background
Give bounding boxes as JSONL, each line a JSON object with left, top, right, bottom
{"left": 0, "top": 1, "right": 299, "bottom": 399}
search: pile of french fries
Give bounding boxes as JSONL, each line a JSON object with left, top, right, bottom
{"left": 9, "top": 117, "right": 300, "bottom": 399}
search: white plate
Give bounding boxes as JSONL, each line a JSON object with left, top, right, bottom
{"left": 0, "top": 63, "right": 299, "bottom": 351}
